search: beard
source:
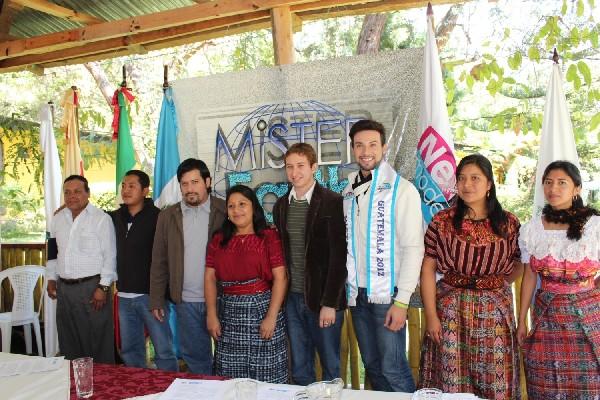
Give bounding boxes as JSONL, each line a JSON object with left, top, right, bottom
{"left": 183, "top": 192, "right": 201, "bottom": 206}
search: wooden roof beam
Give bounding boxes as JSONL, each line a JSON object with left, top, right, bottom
{"left": 27, "top": 19, "right": 273, "bottom": 71}
{"left": 0, "top": 1, "right": 22, "bottom": 40}
{"left": 294, "top": 0, "right": 465, "bottom": 21}
{"left": 142, "top": 19, "right": 272, "bottom": 52}
{"left": 0, "top": 0, "right": 318, "bottom": 60}
{"left": 11, "top": 0, "right": 103, "bottom": 24}
{"left": 0, "top": 10, "right": 270, "bottom": 70}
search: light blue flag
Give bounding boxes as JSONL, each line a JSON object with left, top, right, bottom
{"left": 153, "top": 86, "right": 182, "bottom": 357}
{"left": 153, "top": 87, "right": 182, "bottom": 207}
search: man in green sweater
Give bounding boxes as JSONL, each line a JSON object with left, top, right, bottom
{"left": 273, "top": 143, "right": 347, "bottom": 385}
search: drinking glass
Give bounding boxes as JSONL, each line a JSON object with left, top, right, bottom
{"left": 235, "top": 379, "right": 258, "bottom": 400}
{"left": 72, "top": 357, "right": 93, "bottom": 399}
{"left": 412, "top": 388, "right": 443, "bottom": 400}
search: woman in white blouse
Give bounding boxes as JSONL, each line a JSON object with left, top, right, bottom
{"left": 517, "top": 160, "right": 600, "bottom": 400}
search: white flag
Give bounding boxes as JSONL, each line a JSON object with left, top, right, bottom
{"left": 39, "top": 103, "right": 61, "bottom": 357}
{"left": 414, "top": 4, "right": 457, "bottom": 225}
{"left": 532, "top": 63, "right": 581, "bottom": 216}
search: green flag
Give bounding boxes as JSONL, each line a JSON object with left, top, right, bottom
{"left": 115, "top": 89, "right": 136, "bottom": 191}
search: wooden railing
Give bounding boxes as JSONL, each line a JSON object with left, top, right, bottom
{"left": 1, "top": 242, "right": 526, "bottom": 396}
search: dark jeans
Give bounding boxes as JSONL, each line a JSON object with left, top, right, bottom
{"left": 175, "top": 301, "right": 212, "bottom": 374}
{"left": 350, "top": 288, "right": 415, "bottom": 392}
{"left": 118, "top": 294, "right": 178, "bottom": 371}
{"left": 286, "top": 292, "right": 344, "bottom": 385}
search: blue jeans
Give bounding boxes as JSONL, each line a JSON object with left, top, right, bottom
{"left": 350, "top": 288, "right": 415, "bottom": 392}
{"left": 118, "top": 295, "right": 178, "bottom": 371}
{"left": 286, "top": 292, "right": 344, "bottom": 385}
{"left": 175, "top": 301, "right": 212, "bottom": 374}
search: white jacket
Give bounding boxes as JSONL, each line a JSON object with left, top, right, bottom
{"left": 343, "top": 161, "right": 424, "bottom": 305}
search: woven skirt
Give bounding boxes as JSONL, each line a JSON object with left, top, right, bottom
{"left": 419, "top": 281, "right": 521, "bottom": 399}
{"left": 215, "top": 283, "right": 288, "bottom": 383}
{"left": 523, "top": 288, "right": 600, "bottom": 400}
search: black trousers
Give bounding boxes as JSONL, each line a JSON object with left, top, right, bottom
{"left": 56, "top": 277, "right": 115, "bottom": 363}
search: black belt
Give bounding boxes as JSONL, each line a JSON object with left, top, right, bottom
{"left": 59, "top": 274, "right": 100, "bottom": 284}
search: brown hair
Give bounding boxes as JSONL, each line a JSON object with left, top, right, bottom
{"left": 285, "top": 143, "right": 317, "bottom": 166}
{"left": 349, "top": 119, "right": 386, "bottom": 146}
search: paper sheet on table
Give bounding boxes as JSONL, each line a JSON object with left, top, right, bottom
{"left": 442, "top": 394, "right": 480, "bottom": 399}
{"left": 0, "top": 356, "right": 64, "bottom": 377}
{"left": 159, "top": 379, "right": 229, "bottom": 400}
{"left": 259, "top": 384, "right": 300, "bottom": 400}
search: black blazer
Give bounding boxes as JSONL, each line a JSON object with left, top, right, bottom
{"left": 273, "top": 182, "right": 348, "bottom": 312}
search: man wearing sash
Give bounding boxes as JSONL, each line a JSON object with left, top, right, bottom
{"left": 342, "top": 119, "right": 424, "bottom": 392}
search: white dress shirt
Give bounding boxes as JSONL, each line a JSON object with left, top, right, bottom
{"left": 288, "top": 180, "right": 316, "bottom": 204}
{"left": 46, "top": 203, "right": 117, "bottom": 286}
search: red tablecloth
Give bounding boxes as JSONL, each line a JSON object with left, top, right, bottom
{"left": 70, "top": 363, "right": 226, "bottom": 399}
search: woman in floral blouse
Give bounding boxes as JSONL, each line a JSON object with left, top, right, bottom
{"left": 518, "top": 160, "right": 599, "bottom": 399}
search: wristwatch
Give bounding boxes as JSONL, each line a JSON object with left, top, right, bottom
{"left": 97, "top": 284, "right": 110, "bottom": 293}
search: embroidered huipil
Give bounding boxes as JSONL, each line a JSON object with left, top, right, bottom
{"left": 520, "top": 215, "right": 600, "bottom": 293}
{"left": 519, "top": 215, "right": 600, "bottom": 400}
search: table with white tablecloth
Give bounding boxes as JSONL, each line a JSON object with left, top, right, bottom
{"left": 0, "top": 352, "right": 70, "bottom": 400}
{"left": 1, "top": 352, "right": 478, "bottom": 400}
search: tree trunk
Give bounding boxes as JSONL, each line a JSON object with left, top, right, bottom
{"left": 83, "top": 62, "right": 114, "bottom": 108}
{"left": 125, "top": 64, "right": 142, "bottom": 92}
{"left": 435, "top": 4, "right": 463, "bottom": 51}
{"left": 357, "top": 14, "right": 388, "bottom": 55}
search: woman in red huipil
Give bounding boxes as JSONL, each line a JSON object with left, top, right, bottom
{"left": 204, "top": 184, "right": 288, "bottom": 383}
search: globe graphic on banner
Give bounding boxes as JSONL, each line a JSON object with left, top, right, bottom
{"left": 212, "top": 100, "right": 357, "bottom": 204}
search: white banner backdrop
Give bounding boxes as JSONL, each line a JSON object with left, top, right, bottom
{"left": 171, "top": 49, "right": 424, "bottom": 218}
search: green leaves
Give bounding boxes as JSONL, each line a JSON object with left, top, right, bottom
{"left": 577, "top": 0, "right": 585, "bottom": 17}
{"left": 570, "top": 27, "right": 580, "bottom": 47}
{"left": 565, "top": 61, "right": 592, "bottom": 90}
{"left": 508, "top": 52, "right": 522, "bottom": 70}
{"left": 466, "top": 74, "right": 475, "bottom": 90}
{"left": 566, "top": 64, "right": 582, "bottom": 90}
{"left": 591, "top": 28, "right": 599, "bottom": 47}
{"left": 531, "top": 113, "right": 543, "bottom": 135}
{"left": 528, "top": 46, "right": 541, "bottom": 62}
{"left": 590, "top": 111, "right": 600, "bottom": 131}
{"left": 445, "top": 76, "right": 456, "bottom": 104}
{"left": 577, "top": 61, "right": 592, "bottom": 86}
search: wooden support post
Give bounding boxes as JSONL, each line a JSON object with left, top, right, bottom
{"left": 270, "top": 6, "right": 294, "bottom": 65}
{"left": 0, "top": 1, "right": 21, "bottom": 41}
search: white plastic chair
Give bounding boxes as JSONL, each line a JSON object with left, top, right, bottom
{"left": 0, "top": 265, "right": 46, "bottom": 355}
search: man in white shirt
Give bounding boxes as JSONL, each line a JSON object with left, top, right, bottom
{"left": 342, "top": 120, "right": 424, "bottom": 392}
{"left": 47, "top": 175, "right": 117, "bottom": 363}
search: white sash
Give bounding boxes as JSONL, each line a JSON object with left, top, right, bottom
{"left": 344, "top": 161, "right": 401, "bottom": 305}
